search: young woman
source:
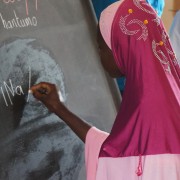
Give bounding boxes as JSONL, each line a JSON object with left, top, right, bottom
{"left": 31, "top": 0, "right": 180, "bottom": 179}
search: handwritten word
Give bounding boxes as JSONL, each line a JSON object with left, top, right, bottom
{"left": 0, "top": 10, "right": 37, "bottom": 29}
{"left": 2, "top": 0, "right": 38, "bottom": 16}
{"left": 0, "top": 67, "right": 31, "bottom": 106}
{"left": 1, "top": 79, "right": 24, "bottom": 106}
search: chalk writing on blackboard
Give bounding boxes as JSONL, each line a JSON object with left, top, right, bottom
{"left": 0, "top": 0, "right": 39, "bottom": 29}
{"left": 0, "top": 66, "right": 31, "bottom": 106}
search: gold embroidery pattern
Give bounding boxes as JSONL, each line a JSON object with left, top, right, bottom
{"left": 119, "top": 14, "right": 148, "bottom": 41}
{"left": 118, "top": 0, "right": 179, "bottom": 74}
{"left": 133, "top": 0, "right": 155, "bottom": 15}
{"left": 128, "top": 19, "right": 148, "bottom": 41}
{"left": 152, "top": 40, "right": 171, "bottom": 73}
{"left": 152, "top": 17, "right": 161, "bottom": 26}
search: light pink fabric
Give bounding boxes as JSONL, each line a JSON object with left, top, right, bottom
{"left": 85, "top": 127, "right": 109, "bottom": 180}
{"left": 96, "top": 154, "right": 180, "bottom": 180}
{"left": 99, "top": 1, "right": 122, "bottom": 49}
{"left": 85, "top": 127, "right": 180, "bottom": 180}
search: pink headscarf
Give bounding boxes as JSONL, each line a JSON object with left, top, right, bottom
{"left": 99, "top": 0, "right": 180, "bottom": 158}
{"left": 99, "top": 1, "right": 121, "bottom": 49}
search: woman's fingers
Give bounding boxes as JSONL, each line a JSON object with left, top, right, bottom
{"left": 30, "top": 82, "right": 55, "bottom": 100}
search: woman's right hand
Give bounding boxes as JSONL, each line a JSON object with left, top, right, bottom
{"left": 30, "top": 82, "right": 91, "bottom": 142}
{"left": 30, "top": 82, "right": 66, "bottom": 113}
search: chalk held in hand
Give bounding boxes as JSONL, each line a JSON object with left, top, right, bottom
{"left": 37, "top": 88, "right": 48, "bottom": 95}
{"left": 29, "top": 87, "right": 48, "bottom": 95}
{"left": 29, "top": 87, "right": 64, "bottom": 102}
{"left": 58, "top": 90, "right": 65, "bottom": 102}
{"left": 28, "top": 89, "right": 33, "bottom": 94}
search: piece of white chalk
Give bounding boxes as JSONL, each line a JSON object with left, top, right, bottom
{"left": 58, "top": 90, "right": 65, "bottom": 102}
{"left": 28, "top": 89, "right": 33, "bottom": 94}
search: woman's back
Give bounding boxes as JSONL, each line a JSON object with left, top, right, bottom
{"left": 99, "top": 0, "right": 180, "bottom": 158}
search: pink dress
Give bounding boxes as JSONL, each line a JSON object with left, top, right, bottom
{"left": 85, "top": 0, "right": 180, "bottom": 179}
{"left": 85, "top": 128, "right": 180, "bottom": 180}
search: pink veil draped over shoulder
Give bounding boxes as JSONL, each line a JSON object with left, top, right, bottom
{"left": 99, "top": 0, "right": 180, "bottom": 158}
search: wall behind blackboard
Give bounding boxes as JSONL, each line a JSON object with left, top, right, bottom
{"left": 0, "top": 1, "right": 119, "bottom": 180}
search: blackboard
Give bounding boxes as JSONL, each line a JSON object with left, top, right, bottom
{"left": 0, "top": 1, "right": 119, "bottom": 179}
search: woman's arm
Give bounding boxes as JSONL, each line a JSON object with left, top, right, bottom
{"left": 30, "top": 82, "right": 92, "bottom": 143}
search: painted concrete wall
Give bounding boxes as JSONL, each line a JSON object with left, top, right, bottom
{"left": 162, "top": 0, "right": 180, "bottom": 31}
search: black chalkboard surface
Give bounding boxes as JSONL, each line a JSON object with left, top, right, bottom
{"left": 0, "top": 1, "right": 118, "bottom": 180}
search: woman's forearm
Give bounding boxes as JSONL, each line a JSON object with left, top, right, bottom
{"left": 30, "top": 82, "right": 91, "bottom": 143}
{"left": 54, "top": 104, "right": 92, "bottom": 143}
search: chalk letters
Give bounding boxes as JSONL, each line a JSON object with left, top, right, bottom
{"left": 1, "top": 0, "right": 39, "bottom": 30}
{"left": 0, "top": 11, "right": 37, "bottom": 29}
{"left": 0, "top": 68, "right": 31, "bottom": 107}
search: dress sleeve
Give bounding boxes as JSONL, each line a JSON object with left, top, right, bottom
{"left": 85, "top": 127, "right": 109, "bottom": 180}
